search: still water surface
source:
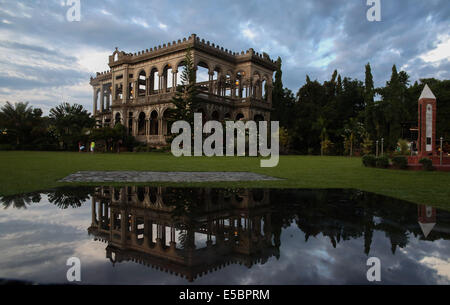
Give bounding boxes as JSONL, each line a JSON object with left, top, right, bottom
{"left": 0, "top": 187, "right": 449, "bottom": 284}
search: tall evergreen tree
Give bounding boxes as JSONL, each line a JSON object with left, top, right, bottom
{"left": 166, "top": 47, "right": 200, "bottom": 128}
{"left": 379, "top": 65, "right": 408, "bottom": 149}
{"left": 364, "top": 63, "right": 376, "bottom": 140}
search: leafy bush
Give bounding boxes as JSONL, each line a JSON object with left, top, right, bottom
{"left": 395, "top": 139, "right": 411, "bottom": 155}
{"left": 375, "top": 156, "right": 389, "bottom": 168}
{"left": 362, "top": 154, "right": 376, "bottom": 167}
{"left": 392, "top": 156, "right": 408, "bottom": 169}
{"left": 419, "top": 158, "right": 434, "bottom": 171}
{"left": 0, "top": 144, "right": 14, "bottom": 151}
{"left": 134, "top": 144, "right": 151, "bottom": 152}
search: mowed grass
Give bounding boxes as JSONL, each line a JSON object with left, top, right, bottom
{"left": 0, "top": 151, "right": 449, "bottom": 208}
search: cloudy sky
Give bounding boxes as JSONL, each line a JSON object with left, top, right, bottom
{"left": 0, "top": 0, "right": 449, "bottom": 113}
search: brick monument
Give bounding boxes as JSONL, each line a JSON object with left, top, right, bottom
{"left": 417, "top": 84, "right": 437, "bottom": 158}
{"left": 408, "top": 84, "right": 450, "bottom": 170}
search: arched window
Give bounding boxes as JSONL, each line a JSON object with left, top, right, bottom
{"left": 138, "top": 112, "right": 146, "bottom": 135}
{"left": 149, "top": 188, "right": 157, "bottom": 204}
{"left": 211, "top": 110, "right": 220, "bottom": 121}
{"left": 196, "top": 62, "right": 209, "bottom": 90}
{"left": 115, "top": 112, "right": 121, "bottom": 126}
{"left": 150, "top": 68, "right": 159, "bottom": 94}
{"left": 137, "top": 187, "right": 145, "bottom": 202}
{"left": 225, "top": 74, "right": 232, "bottom": 97}
{"left": 150, "top": 110, "right": 159, "bottom": 135}
{"left": 95, "top": 90, "right": 100, "bottom": 112}
{"left": 138, "top": 71, "right": 146, "bottom": 96}
{"left": 235, "top": 72, "right": 245, "bottom": 98}
{"left": 213, "top": 67, "right": 221, "bottom": 95}
{"left": 236, "top": 113, "right": 244, "bottom": 121}
{"left": 163, "top": 65, "right": 173, "bottom": 92}
{"left": 161, "top": 109, "right": 170, "bottom": 136}
{"left": 177, "top": 62, "right": 186, "bottom": 86}
{"left": 254, "top": 114, "right": 264, "bottom": 123}
{"left": 115, "top": 83, "right": 123, "bottom": 100}
{"left": 261, "top": 78, "right": 268, "bottom": 100}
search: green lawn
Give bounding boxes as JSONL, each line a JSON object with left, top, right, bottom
{"left": 1, "top": 151, "right": 449, "bottom": 208}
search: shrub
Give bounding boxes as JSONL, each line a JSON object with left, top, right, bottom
{"left": 392, "top": 156, "right": 408, "bottom": 169}
{"left": 134, "top": 144, "right": 152, "bottom": 152}
{"left": 375, "top": 156, "right": 389, "bottom": 168}
{"left": 362, "top": 154, "right": 376, "bottom": 167}
{"left": 419, "top": 158, "right": 434, "bottom": 171}
{"left": 0, "top": 144, "right": 14, "bottom": 151}
{"left": 395, "top": 139, "right": 410, "bottom": 155}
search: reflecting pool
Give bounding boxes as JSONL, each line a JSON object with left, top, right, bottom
{"left": 0, "top": 187, "right": 449, "bottom": 284}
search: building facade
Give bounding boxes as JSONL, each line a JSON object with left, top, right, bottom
{"left": 89, "top": 34, "right": 278, "bottom": 146}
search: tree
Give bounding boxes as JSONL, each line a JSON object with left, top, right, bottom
{"left": 361, "top": 132, "right": 373, "bottom": 155}
{"left": 0, "top": 101, "right": 47, "bottom": 147}
{"left": 343, "top": 117, "right": 365, "bottom": 157}
{"left": 315, "top": 116, "right": 328, "bottom": 156}
{"left": 364, "top": 63, "right": 377, "bottom": 139}
{"left": 165, "top": 47, "right": 200, "bottom": 128}
{"left": 90, "top": 123, "right": 130, "bottom": 152}
{"left": 49, "top": 102, "right": 95, "bottom": 150}
{"left": 377, "top": 65, "right": 409, "bottom": 150}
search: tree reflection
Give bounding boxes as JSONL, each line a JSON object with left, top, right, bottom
{"left": 46, "top": 187, "right": 93, "bottom": 209}
{"left": 1, "top": 192, "right": 41, "bottom": 209}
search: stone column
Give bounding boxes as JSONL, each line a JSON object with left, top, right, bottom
{"left": 159, "top": 75, "right": 162, "bottom": 94}
{"left": 100, "top": 87, "right": 104, "bottom": 112}
{"left": 93, "top": 88, "right": 97, "bottom": 115}
{"left": 208, "top": 71, "right": 214, "bottom": 93}
{"left": 120, "top": 210, "right": 127, "bottom": 244}
{"left": 158, "top": 118, "right": 163, "bottom": 136}
{"left": 133, "top": 80, "right": 138, "bottom": 99}
{"left": 111, "top": 76, "right": 115, "bottom": 104}
{"left": 134, "top": 119, "right": 138, "bottom": 137}
{"left": 130, "top": 216, "right": 136, "bottom": 244}
{"left": 231, "top": 80, "right": 236, "bottom": 99}
{"left": 91, "top": 199, "right": 96, "bottom": 226}
{"left": 98, "top": 201, "right": 103, "bottom": 228}
{"left": 143, "top": 217, "right": 149, "bottom": 246}
{"left": 172, "top": 70, "right": 177, "bottom": 92}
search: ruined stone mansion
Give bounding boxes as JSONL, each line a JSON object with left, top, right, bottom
{"left": 89, "top": 34, "right": 277, "bottom": 146}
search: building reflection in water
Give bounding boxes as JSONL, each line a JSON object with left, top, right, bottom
{"left": 2, "top": 187, "right": 450, "bottom": 283}
{"left": 80, "top": 187, "right": 450, "bottom": 282}
{"left": 418, "top": 205, "right": 436, "bottom": 238}
{"left": 88, "top": 187, "right": 279, "bottom": 282}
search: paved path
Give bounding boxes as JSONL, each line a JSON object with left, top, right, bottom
{"left": 59, "top": 171, "right": 281, "bottom": 183}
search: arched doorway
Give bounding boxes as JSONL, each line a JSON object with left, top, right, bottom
{"left": 254, "top": 114, "right": 264, "bottom": 123}
{"left": 115, "top": 112, "right": 121, "bottom": 126}
{"left": 211, "top": 110, "right": 220, "bottom": 121}
{"left": 150, "top": 110, "right": 159, "bottom": 135}
{"left": 138, "top": 112, "right": 146, "bottom": 135}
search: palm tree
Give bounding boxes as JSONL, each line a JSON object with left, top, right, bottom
{"left": 0, "top": 102, "right": 35, "bottom": 145}
{"left": 343, "top": 117, "right": 364, "bottom": 157}
{"left": 49, "top": 103, "right": 94, "bottom": 150}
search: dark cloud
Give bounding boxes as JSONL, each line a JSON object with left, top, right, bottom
{"left": 0, "top": 0, "right": 449, "bottom": 110}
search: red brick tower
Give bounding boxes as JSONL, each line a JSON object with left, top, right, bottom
{"left": 417, "top": 84, "right": 437, "bottom": 158}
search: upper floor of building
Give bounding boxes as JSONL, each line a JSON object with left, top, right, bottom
{"left": 90, "top": 34, "right": 278, "bottom": 115}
